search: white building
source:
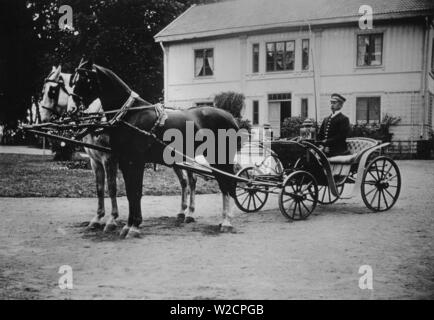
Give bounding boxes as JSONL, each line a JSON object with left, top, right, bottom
{"left": 155, "top": 0, "right": 434, "bottom": 140}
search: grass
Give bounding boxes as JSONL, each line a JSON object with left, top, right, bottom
{"left": 0, "top": 154, "right": 220, "bottom": 197}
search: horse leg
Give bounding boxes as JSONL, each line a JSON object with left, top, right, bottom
{"left": 214, "top": 164, "right": 237, "bottom": 233}
{"left": 119, "top": 157, "right": 145, "bottom": 239}
{"left": 220, "top": 192, "right": 234, "bottom": 232}
{"left": 88, "top": 159, "right": 105, "bottom": 229}
{"left": 185, "top": 171, "right": 197, "bottom": 223}
{"left": 173, "top": 166, "right": 188, "bottom": 222}
{"left": 103, "top": 157, "right": 119, "bottom": 233}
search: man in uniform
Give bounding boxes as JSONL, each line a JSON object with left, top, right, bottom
{"left": 317, "top": 93, "right": 350, "bottom": 157}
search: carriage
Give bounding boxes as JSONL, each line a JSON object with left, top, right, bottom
{"left": 25, "top": 61, "right": 402, "bottom": 236}
{"left": 26, "top": 112, "right": 402, "bottom": 223}
{"left": 233, "top": 137, "right": 401, "bottom": 220}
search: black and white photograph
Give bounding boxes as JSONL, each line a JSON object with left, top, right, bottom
{"left": 0, "top": 0, "right": 433, "bottom": 304}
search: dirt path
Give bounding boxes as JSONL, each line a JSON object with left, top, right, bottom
{"left": 1, "top": 160, "right": 433, "bottom": 299}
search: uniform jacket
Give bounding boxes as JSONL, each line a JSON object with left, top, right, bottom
{"left": 317, "top": 112, "right": 350, "bottom": 156}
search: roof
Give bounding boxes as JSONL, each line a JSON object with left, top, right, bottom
{"left": 155, "top": 0, "right": 434, "bottom": 42}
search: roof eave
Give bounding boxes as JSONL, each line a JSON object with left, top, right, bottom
{"left": 154, "top": 9, "right": 433, "bottom": 43}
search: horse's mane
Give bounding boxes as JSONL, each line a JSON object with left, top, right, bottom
{"left": 93, "top": 65, "right": 132, "bottom": 94}
{"left": 93, "top": 64, "right": 152, "bottom": 107}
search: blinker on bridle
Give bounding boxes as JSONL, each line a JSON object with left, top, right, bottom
{"left": 67, "top": 67, "right": 98, "bottom": 115}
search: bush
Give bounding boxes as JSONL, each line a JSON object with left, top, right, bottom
{"left": 214, "top": 91, "right": 251, "bottom": 132}
{"left": 214, "top": 91, "right": 245, "bottom": 118}
{"left": 349, "top": 114, "right": 401, "bottom": 142}
{"left": 281, "top": 116, "right": 318, "bottom": 139}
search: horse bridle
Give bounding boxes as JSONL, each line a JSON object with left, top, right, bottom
{"left": 40, "top": 76, "right": 73, "bottom": 117}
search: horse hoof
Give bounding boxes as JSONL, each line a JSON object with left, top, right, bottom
{"left": 87, "top": 222, "right": 103, "bottom": 231}
{"left": 119, "top": 226, "right": 130, "bottom": 239}
{"left": 185, "top": 216, "right": 195, "bottom": 224}
{"left": 220, "top": 225, "right": 234, "bottom": 233}
{"left": 103, "top": 222, "right": 117, "bottom": 233}
{"left": 176, "top": 213, "right": 186, "bottom": 223}
{"left": 125, "top": 227, "right": 141, "bottom": 239}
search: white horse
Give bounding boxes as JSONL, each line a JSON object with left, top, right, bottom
{"left": 40, "top": 66, "right": 198, "bottom": 231}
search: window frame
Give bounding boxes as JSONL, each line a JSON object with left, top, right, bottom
{"left": 356, "top": 33, "right": 384, "bottom": 67}
{"left": 253, "top": 100, "right": 259, "bottom": 125}
{"left": 301, "top": 98, "right": 308, "bottom": 118}
{"left": 356, "top": 96, "right": 381, "bottom": 124}
{"left": 252, "top": 43, "right": 259, "bottom": 73}
{"left": 302, "top": 39, "right": 310, "bottom": 71}
{"left": 194, "top": 48, "right": 214, "bottom": 78}
{"left": 266, "top": 40, "right": 295, "bottom": 72}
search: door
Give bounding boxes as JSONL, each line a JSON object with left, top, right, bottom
{"left": 268, "top": 102, "right": 280, "bottom": 138}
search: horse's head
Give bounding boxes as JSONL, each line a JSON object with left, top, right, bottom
{"left": 40, "top": 65, "right": 71, "bottom": 122}
{"left": 68, "top": 58, "right": 133, "bottom": 115}
{"left": 67, "top": 59, "right": 101, "bottom": 115}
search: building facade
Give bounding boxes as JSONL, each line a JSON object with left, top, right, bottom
{"left": 155, "top": 0, "right": 434, "bottom": 140}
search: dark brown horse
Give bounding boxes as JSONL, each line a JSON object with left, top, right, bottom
{"left": 40, "top": 66, "right": 198, "bottom": 233}
{"left": 67, "top": 60, "right": 240, "bottom": 238}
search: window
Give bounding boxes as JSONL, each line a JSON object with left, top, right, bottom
{"left": 357, "top": 33, "right": 383, "bottom": 66}
{"left": 266, "top": 41, "right": 295, "bottom": 72}
{"left": 252, "top": 44, "right": 259, "bottom": 73}
{"left": 195, "top": 49, "right": 214, "bottom": 77}
{"left": 301, "top": 98, "right": 308, "bottom": 118}
{"left": 356, "top": 97, "right": 381, "bottom": 123}
{"left": 195, "top": 102, "right": 213, "bottom": 107}
{"left": 253, "top": 100, "right": 259, "bottom": 125}
{"left": 302, "top": 39, "right": 309, "bottom": 70}
{"left": 268, "top": 93, "right": 291, "bottom": 101}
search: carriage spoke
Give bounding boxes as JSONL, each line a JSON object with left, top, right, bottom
{"left": 384, "top": 188, "right": 395, "bottom": 199}
{"left": 299, "top": 176, "right": 305, "bottom": 191}
{"left": 251, "top": 193, "right": 257, "bottom": 209}
{"left": 301, "top": 181, "right": 313, "bottom": 193}
{"left": 381, "top": 189, "right": 389, "bottom": 208}
{"left": 236, "top": 190, "right": 248, "bottom": 197}
{"left": 291, "top": 201, "right": 298, "bottom": 218}
{"left": 377, "top": 188, "right": 381, "bottom": 209}
{"left": 241, "top": 193, "right": 250, "bottom": 207}
{"left": 247, "top": 194, "right": 252, "bottom": 210}
{"left": 253, "top": 192, "right": 264, "bottom": 205}
{"left": 300, "top": 201, "right": 310, "bottom": 214}
{"left": 369, "top": 189, "right": 379, "bottom": 207}
{"left": 374, "top": 162, "right": 381, "bottom": 180}
{"left": 320, "top": 187, "right": 326, "bottom": 202}
{"left": 364, "top": 186, "right": 377, "bottom": 197}
{"left": 368, "top": 171, "right": 378, "bottom": 182}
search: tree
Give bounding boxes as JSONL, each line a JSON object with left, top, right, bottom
{"left": 0, "top": 0, "right": 226, "bottom": 126}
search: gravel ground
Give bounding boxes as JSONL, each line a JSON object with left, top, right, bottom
{"left": 0, "top": 160, "right": 433, "bottom": 300}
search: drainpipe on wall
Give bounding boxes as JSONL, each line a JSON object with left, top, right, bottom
{"left": 421, "top": 16, "right": 430, "bottom": 139}
{"left": 159, "top": 42, "right": 168, "bottom": 104}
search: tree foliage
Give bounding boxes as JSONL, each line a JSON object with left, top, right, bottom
{"left": 0, "top": 0, "right": 223, "bottom": 127}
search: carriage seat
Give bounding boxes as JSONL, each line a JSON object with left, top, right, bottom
{"left": 328, "top": 137, "right": 379, "bottom": 165}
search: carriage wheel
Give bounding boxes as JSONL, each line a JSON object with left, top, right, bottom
{"left": 361, "top": 156, "right": 401, "bottom": 212}
{"left": 318, "top": 184, "right": 344, "bottom": 205}
{"left": 235, "top": 167, "right": 269, "bottom": 213}
{"left": 279, "top": 171, "right": 318, "bottom": 221}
